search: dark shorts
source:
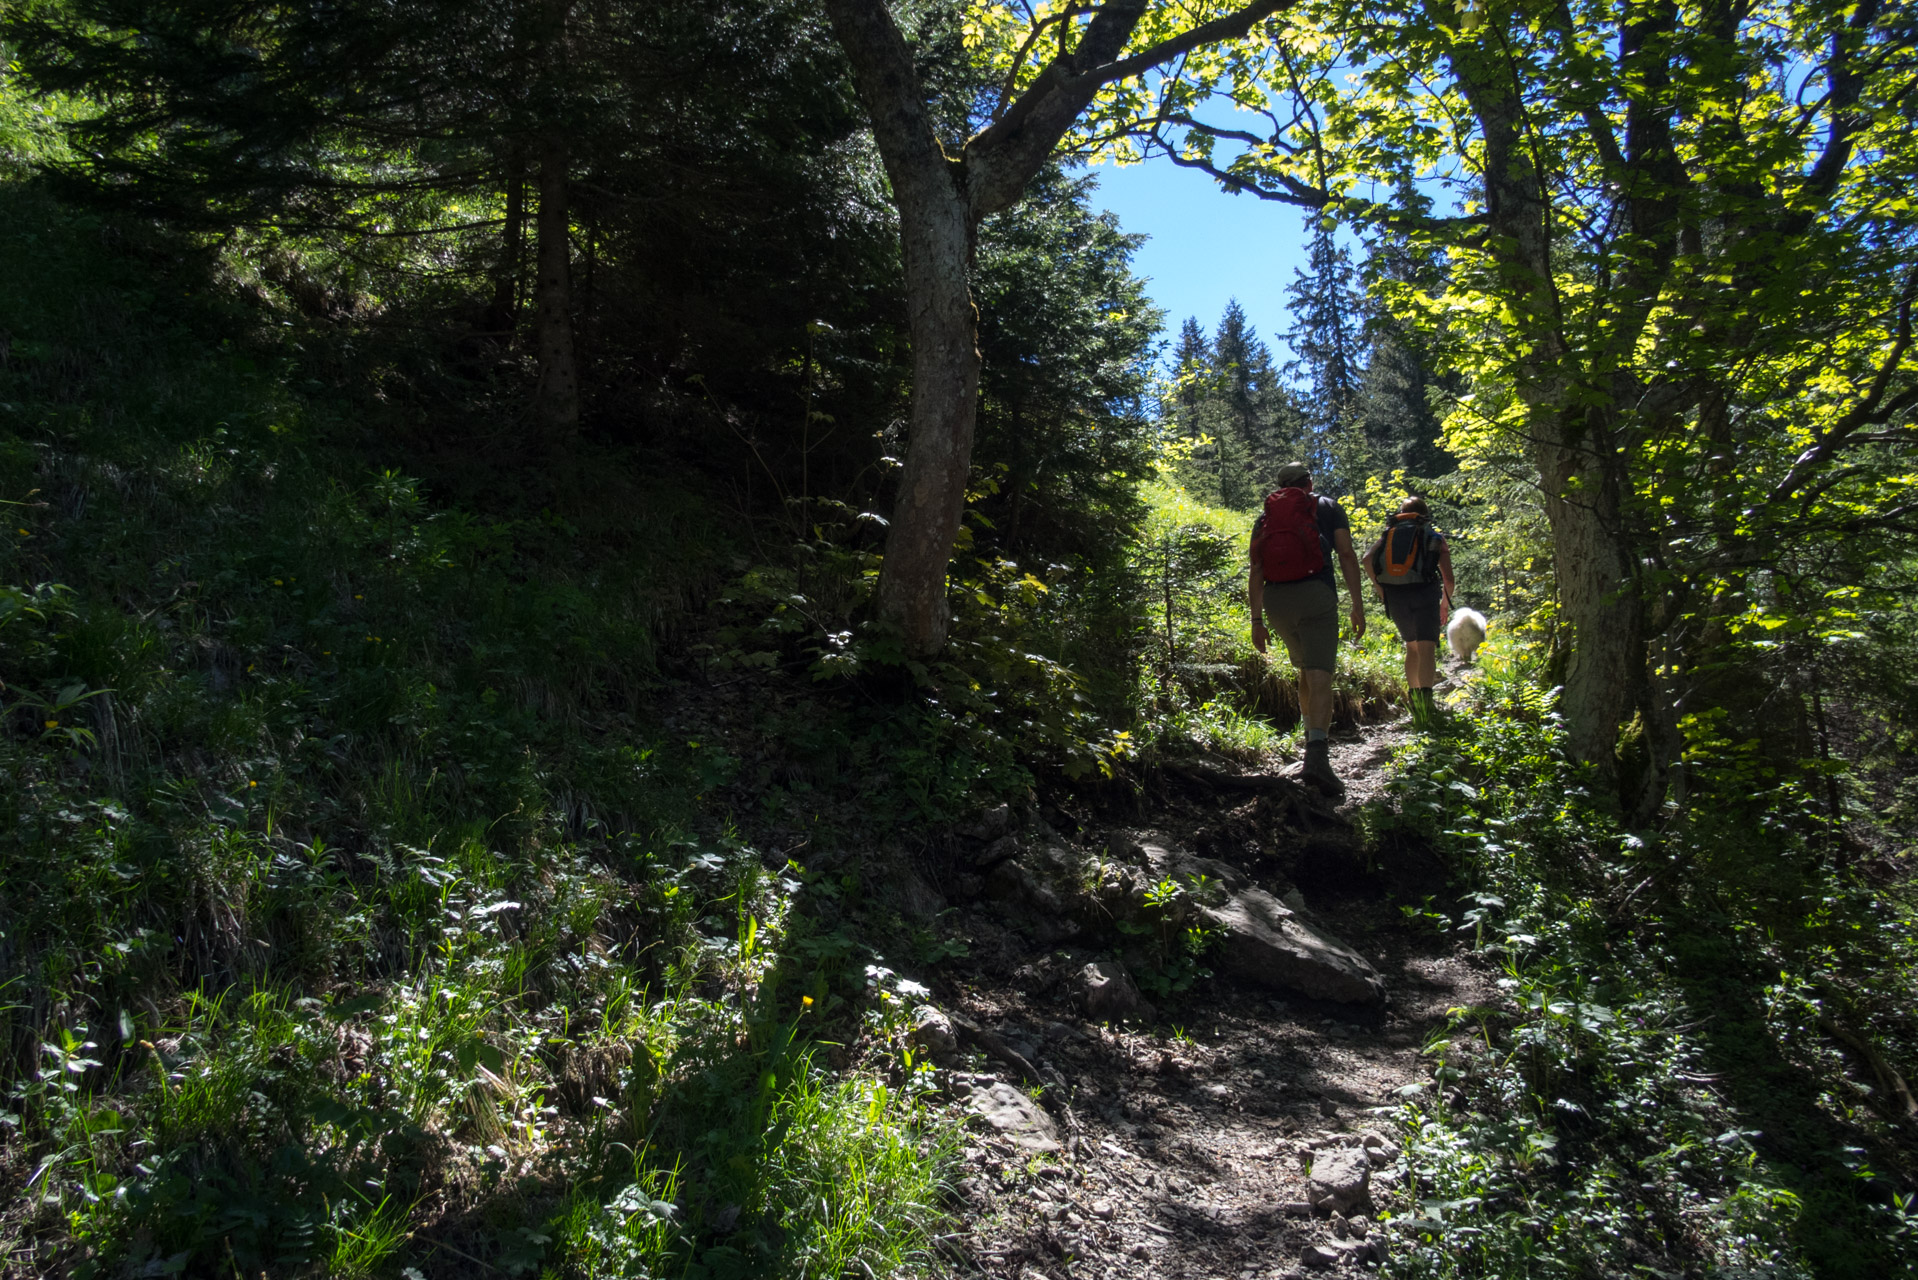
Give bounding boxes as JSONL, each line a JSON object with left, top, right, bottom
{"left": 1383, "top": 582, "right": 1443, "bottom": 643}
{"left": 1262, "top": 578, "right": 1339, "bottom": 672}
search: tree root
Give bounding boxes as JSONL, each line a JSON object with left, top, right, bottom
{"left": 1818, "top": 1012, "right": 1918, "bottom": 1125}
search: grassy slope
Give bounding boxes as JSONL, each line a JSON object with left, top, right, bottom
{"left": 8, "top": 169, "right": 1915, "bottom": 1280}
{"left": 0, "top": 182, "right": 952, "bottom": 1278}
{"left": 1373, "top": 646, "right": 1918, "bottom": 1279}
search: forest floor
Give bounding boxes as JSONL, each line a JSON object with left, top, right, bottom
{"left": 917, "top": 709, "right": 1490, "bottom": 1279}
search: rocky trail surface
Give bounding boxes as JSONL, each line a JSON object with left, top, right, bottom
{"left": 901, "top": 718, "right": 1498, "bottom": 1279}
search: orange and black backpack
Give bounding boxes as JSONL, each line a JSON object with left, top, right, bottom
{"left": 1370, "top": 512, "right": 1441, "bottom": 586}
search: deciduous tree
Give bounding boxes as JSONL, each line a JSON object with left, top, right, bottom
{"left": 1130, "top": 0, "right": 1918, "bottom": 794}
{"left": 821, "top": 0, "right": 1292, "bottom": 656}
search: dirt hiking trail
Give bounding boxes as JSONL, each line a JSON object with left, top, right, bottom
{"left": 915, "top": 715, "right": 1497, "bottom": 1279}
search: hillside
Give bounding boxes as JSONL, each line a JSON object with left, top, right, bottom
{"left": 4, "top": 1, "right": 1918, "bottom": 1276}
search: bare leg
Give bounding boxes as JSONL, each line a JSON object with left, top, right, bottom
{"left": 1300, "top": 668, "right": 1334, "bottom": 732}
{"left": 1409, "top": 640, "right": 1438, "bottom": 687}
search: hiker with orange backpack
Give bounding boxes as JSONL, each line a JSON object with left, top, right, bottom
{"left": 1248, "top": 462, "right": 1367, "bottom": 799}
{"left": 1362, "top": 496, "right": 1455, "bottom": 731}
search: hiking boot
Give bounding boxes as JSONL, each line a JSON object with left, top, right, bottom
{"left": 1301, "top": 738, "right": 1345, "bottom": 800}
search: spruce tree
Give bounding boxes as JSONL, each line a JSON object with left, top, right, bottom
{"left": 1358, "top": 226, "right": 1452, "bottom": 478}
{"left": 1212, "top": 300, "right": 1271, "bottom": 508}
{"left": 1284, "top": 219, "right": 1371, "bottom": 494}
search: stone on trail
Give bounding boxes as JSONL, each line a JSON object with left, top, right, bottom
{"left": 965, "top": 1081, "right": 1061, "bottom": 1153}
{"left": 1360, "top": 1130, "right": 1400, "bottom": 1164}
{"left": 1199, "top": 886, "right": 1386, "bottom": 1005}
{"left": 1079, "top": 958, "right": 1155, "bottom": 1022}
{"left": 908, "top": 1005, "right": 958, "bottom": 1056}
{"left": 1306, "top": 1146, "right": 1372, "bottom": 1215}
{"left": 1301, "top": 1243, "right": 1342, "bottom": 1269}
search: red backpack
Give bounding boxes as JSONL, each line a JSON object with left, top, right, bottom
{"left": 1254, "top": 487, "right": 1326, "bottom": 583}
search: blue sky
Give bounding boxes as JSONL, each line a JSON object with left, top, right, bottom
{"left": 1083, "top": 153, "right": 1315, "bottom": 364}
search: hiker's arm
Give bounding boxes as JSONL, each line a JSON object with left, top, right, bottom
{"left": 1362, "top": 540, "right": 1383, "bottom": 600}
{"left": 1248, "top": 560, "right": 1268, "bottom": 653}
{"left": 1438, "top": 543, "right": 1455, "bottom": 624}
{"left": 1333, "top": 528, "right": 1367, "bottom": 640}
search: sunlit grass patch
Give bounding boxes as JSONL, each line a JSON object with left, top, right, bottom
{"left": 1165, "top": 697, "right": 1289, "bottom": 761}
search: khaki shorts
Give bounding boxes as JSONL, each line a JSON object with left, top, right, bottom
{"left": 1262, "top": 578, "right": 1339, "bottom": 672}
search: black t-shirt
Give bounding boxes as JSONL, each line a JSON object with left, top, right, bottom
{"left": 1251, "top": 493, "right": 1350, "bottom": 591}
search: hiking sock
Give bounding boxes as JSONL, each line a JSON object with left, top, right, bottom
{"left": 1408, "top": 687, "right": 1431, "bottom": 729}
{"left": 1305, "top": 728, "right": 1328, "bottom": 743}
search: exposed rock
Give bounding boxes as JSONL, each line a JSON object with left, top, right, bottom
{"left": 965, "top": 1081, "right": 1061, "bottom": 1153}
{"left": 1139, "top": 843, "right": 1249, "bottom": 892}
{"left": 1300, "top": 1243, "right": 1341, "bottom": 1269}
{"left": 1034, "top": 842, "right": 1078, "bottom": 875}
{"left": 908, "top": 1006, "right": 958, "bottom": 1056}
{"left": 894, "top": 867, "right": 946, "bottom": 922}
{"left": 959, "top": 802, "right": 1020, "bottom": 840}
{"left": 1199, "top": 886, "right": 1386, "bottom": 1005}
{"left": 986, "top": 858, "right": 1064, "bottom": 913}
{"left": 1360, "top": 1130, "right": 1400, "bottom": 1164}
{"left": 1307, "top": 1146, "right": 1372, "bottom": 1215}
{"left": 948, "top": 1012, "right": 1045, "bottom": 1083}
{"left": 974, "top": 835, "right": 1020, "bottom": 869}
{"left": 1108, "top": 840, "right": 1381, "bottom": 1004}
{"left": 1079, "top": 959, "right": 1155, "bottom": 1022}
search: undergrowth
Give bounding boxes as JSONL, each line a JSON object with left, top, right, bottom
{"left": 1367, "top": 636, "right": 1918, "bottom": 1279}
{"left": 0, "top": 181, "right": 961, "bottom": 1277}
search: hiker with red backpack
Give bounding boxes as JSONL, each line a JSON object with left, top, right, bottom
{"left": 1248, "top": 462, "right": 1367, "bottom": 799}
{"left": 1363, "top": 496, "right": 1456, "bottom": 731}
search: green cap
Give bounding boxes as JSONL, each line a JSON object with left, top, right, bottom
{"left": 1275, "top": 462, "right": 1311, "bottom": 488}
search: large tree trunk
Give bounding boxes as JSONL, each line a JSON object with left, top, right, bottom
{"left": 531, "top": 130, "right": 579, "bottom": 439}
{"left": 1457, "top": 48, "right": 1645, "bottom": 784}
{"left": 1537, "top": 408, "right": 1643, "bottom": 772}
{"left": 822, "top": 0, "right": 980, "bottom": 656}
{"left": 880, "top": 185, "right": 980, "bottom": 653}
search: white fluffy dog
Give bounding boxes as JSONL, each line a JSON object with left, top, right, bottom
{"left": 1447, "top": 607, "right": 1488, "bottom": 665}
